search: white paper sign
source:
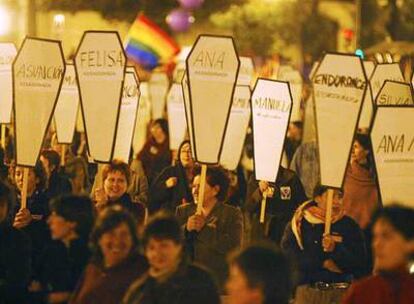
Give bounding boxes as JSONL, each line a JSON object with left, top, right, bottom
{"left": 113, "top": 68, "right": 140, "bottom": 162}
{"left": 181, "top": 74, "right": 195, "bottom": 159}
{"left": 358, "top": 61, "right": 376, "bottom": 130}
{"left": 149, "top": 72, "right": 169, "bottom": 119}
{"left": 167, "top": 83, "right": 186, "bottom": 150}
{"left": 237, "top": 57, "right": 254, "bottom": 86}
{"left": 54, "top": 64, "right": 79, "bottom": 144}
{"left": 370, "top": 63, "right": 404, "bottom": 100}
{"left": 74, "top": 31, "right": 126, "bottom": 163}
{"left": 132, "top": 82, "right": 151, "bottom": 155}
{"left": 220, "top": 85, "right": 251, "bottom": 171}
{"left": 376, "top": 80, "right": 413, "bottom": 106}
{"left": 278, "top": 65, "right": 303, "bottom": 122}
{"left": 371, "top": 106, "right": 414, "bottom": 207}
{"left": 312, "top": 53, "right": 367, "bottom": 188}
{"left": 0, "top": 43, "right": 17, "bottom": 124}
{"left": 13, "top": 38, "right": 65, "bottom": 166}
{"left": 186, "top": 35, "right": 240, "bottom": 164}
{"left": 252, "top": 79, "right": 292, "bottom": 182}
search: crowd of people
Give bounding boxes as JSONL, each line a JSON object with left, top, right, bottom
{"left": 0, "top": 117, "right": 413, "bottom": 304}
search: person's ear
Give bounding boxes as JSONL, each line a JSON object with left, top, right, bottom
{"left": 213, "top": 185, "right": 220, "bottom": 197}
{"left": 407, "top": 240, "right": 414, "bottom": 254}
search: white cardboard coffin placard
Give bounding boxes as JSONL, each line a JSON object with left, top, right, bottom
{"left": 376, "top": 80, "right": 413, "bottom": 106}
{"left": 74, "top": 31, "right": 126, "bottom": 163}
{"left": 370, "top": 63, "right": 404, "bottom": 100}
{"left": 358, "top": 61, "right": 376, "bottom": 130}
{"left": 220, "top": 85, "right": 251, "bottom": 171}
{"left": 237, "top": 57, "right": 254, "bottom": 87}
{"left": 371, "top": 106, "right": 414, "bottom": 207}
{"left": 186, "top": 35, "right": 240, "bottom": 164}
{"left": 312, "top": 53, "right": 367, "bottom": 188}
{"left": 181, "top": 74, "right": 195, "bottom": 159}
{"left": 132, "top": 82, "right": 151, "bottom": 155}
{"left": 149, "top": 71, "right": 169, "bottom": 119}
{"left": 113, "top": 68, "right": 140, "bottom": 162}
{"left": 278, "top": 65, "right": 303, "bottom": 122}
{"left": 54, "top": 64, "right": 79, "bottom": 144}
{"left": 13, "top": 38, "right": 65, "bottom": 166}
{"left": 252, "top": 79, "right": 292, "bottom": 182}
{"left": 167, "top": 83, "right": 186, "bottom": 150}
{"left": 0, "top": 43, "right": 17, "bottom": 124}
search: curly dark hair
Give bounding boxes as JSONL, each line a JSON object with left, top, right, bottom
{"left": 102, "top": 159, "right": 131, "bottom": 186}
{"left": 193, "top": 166, "right": 230, "bottom": 201}
{"left": 89, "top": 206, "right": 140, "bottom": 264}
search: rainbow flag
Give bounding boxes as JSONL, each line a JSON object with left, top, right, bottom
{"left": 125, "top": 14, "right": 180, "bottom": 70}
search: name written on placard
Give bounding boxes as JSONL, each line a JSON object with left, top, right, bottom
{"left": 314, "top": 74, "right": 365, "bottom": 90}
{"left": 79, "top": 50, "right": 123, "bottom": 68}
{"left": 376, "top": 134, "right": 414, "bottom": 153}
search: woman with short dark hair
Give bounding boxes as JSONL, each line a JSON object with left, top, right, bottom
{"left": 122, "top": 212, "right": 219, "bottom": 304}
{"left": 226, "top": 244, "right": 292, "bottom": 304}
{"left": 93, "top": 160, "right": 145, "bottom": 226}
{"left": 70, "top": 206, "right": 148, "bottom": 304}
{"left": 342, "top": 205, "right": 414, "bottom": 304}
{"left": 31, "top": 195, "right": 94, "bottom": 303}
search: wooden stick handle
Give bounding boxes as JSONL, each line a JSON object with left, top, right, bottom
{"left": 259, "top": 189, "right": 267, "bottom": 224}
{"left": 61, "top": 144, "right": 66, "bottom": 167}
{"left": 1, "top": 124, "right": 6, "bottom": 150}
{"left": 324, "top": 188, "right": 334, "bottom": 235}
{"left": 196, "top": 164, "right": 207, "bottom": 215}
{"left": 21, "top": 167, "right": 29, "bottom": 210}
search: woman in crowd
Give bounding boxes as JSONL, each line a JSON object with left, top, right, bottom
{"left": 94, "top": 160, "right": 145, "bottom": 226}
{"left": 40, "top": 149, "right": 72, "bottom": 199}
{"left": 65, "top": 157, "right": 91, "bottom": 196}
{"left": 149, "top": 140, "right": 195, "bottom": 214}
{"left": 70, "top": 206, "right": 148, "bottom": 304}
{"left": 226, "top": 244, "right": 292, "bottom": 304}
{"left": 342, "top": 205, "right": 414, "bottom": 304}
{"left": 128, "top": 158, "right": 149, "bottom": 207}
{"left": 122, "top": 212, "right": 220, "bottom": 304}
{"left": 343, "top": 133, "right": 380, "bottom": 230}
{"left": 30, "top": 195, "right": 94, "bottom": 304}
{"left": 176, "top": 166, "right": 243, "bottom": 290}
{"left": 0, "top": 180, "right": 31, "bottom": 304}
{"left": 137, "top": 119, "right": 172, "bottom": 185}
{"left": 12, "top": 163, "right": 50, "bottom": 276}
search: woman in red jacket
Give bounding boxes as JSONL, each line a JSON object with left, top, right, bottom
{"left": 342, "top": 205, "right": 414, "bottom": 304}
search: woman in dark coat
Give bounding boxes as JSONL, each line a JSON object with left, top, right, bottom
{"left": 70, "top": 206, "right": 148, "bottom": 304}
{"left": 149, "top": 140, "right": 196, "bottom": 214}
{"left": 122, "top": 213, "right": 220, "bottom": 304}
{"left": 0, "top": 180, "right": 31, "bottom": 304}
{"left": 94, "top": 160, "right": 145, "bottom": 227}
{"left": 137, "top": 119, "right": 172, "bottom": 185}
{"left": 12, "top": 163, "right": 50, "bottom": 280}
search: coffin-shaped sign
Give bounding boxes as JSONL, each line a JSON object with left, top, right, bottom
{"left": 132, "top": 82, "right": 151, "bottom": 155}
{"left": 278, "top": 65, "right": 303, "bottom": 122}
{"left": 74, "top": 31, "right": 126, "bottom": 163}
{"left": 167, "top": 83, "right": 186, "bottom": 150}
{"left": 252, "top": 79, "right": 292, "bottom": 182}
{"left": 113, "top": 67, "right": 140, "bottom": 162}
{"left": 220, "top": 85, "right": 251, "bottom": 171}
{"left": 186, "top": 35, "right": 240, "bottom": 164}
{"left": 375, "top": 80, "right": 413, "bottom": 106}
{"left": 371, "top": 106, "right": 414, "bottom": 207}
{"left": 149, "top": 71, "right": 169, "bottom": 119}
{"left": 181, "top": 74, "right": 195, "bottom": 159}
{"left": 13, "top": 37, "right": 65, "bottom": 166}
{"left": 370, "top": 63, "right": 404, "bottom": 100}
{"left": 312, "top": 53, "right": 367, "bottom": 188}
{"left": 237, "top": 57, "right": 254, "bottom": 87}
{"left": 54, "top": 64, "right": 79, "bottom": 144}
{"left": 358, "top": 61, "right": 376, "bottom": 130}
{"left": 0, "top": 43, "right": 17, "bottom": 124}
